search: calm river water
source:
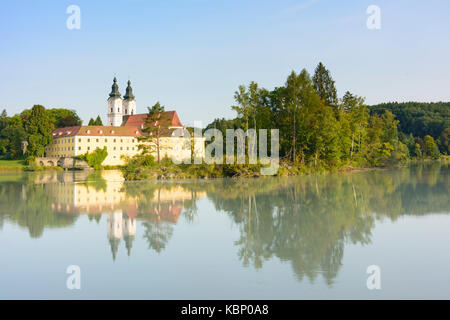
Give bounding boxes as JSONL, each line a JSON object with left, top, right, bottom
{"left": 0, "top": 162, "right": 449, "bottom": 299}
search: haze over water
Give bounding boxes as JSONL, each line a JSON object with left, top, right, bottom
{"left": 0, "top": 163, "right": 449, "bottom": 299}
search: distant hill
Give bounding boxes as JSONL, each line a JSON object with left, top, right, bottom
{"left": 368, "top": 102, "right": 450, "bottom": 139}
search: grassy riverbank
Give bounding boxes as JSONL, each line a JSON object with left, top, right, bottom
{"left": 0, "top": 160, "right": 26, "bottom": 171}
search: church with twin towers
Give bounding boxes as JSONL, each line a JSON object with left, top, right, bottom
{"left": 107, "top": 77, "right": 137, "bottom": 126}
{"left": 44, "top": 77, "right": 205, "bottom": 166}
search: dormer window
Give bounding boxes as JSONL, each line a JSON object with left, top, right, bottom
{"left": 110, "top": 130, "right": 115, "bottom": 134}
{"left": 86, "top": 129, "right": 91, "bottom": 134}
{"left": 99, "top": 130, "right": 103, "bottom": 134}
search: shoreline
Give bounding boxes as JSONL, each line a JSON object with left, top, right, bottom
{"left": 0, "top": 158, "right": 447, "bottom": 177}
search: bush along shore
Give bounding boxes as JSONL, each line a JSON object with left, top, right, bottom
{"left": 119, "top": 153, "right": 449, "bottom": 181}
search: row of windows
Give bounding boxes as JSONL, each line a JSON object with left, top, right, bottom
{"left": 82, "top": 138, "right": 136, "bottom": 143}
{"left": 54, "top": 137, "right": 137, "bottom": 144}
{"left": 48, "top": 146, "right": 137, "bottom": 152}
{"left": 110, "top": 108, "right": 134, "bottom": 114}
{"left": 79, "top": 146, "right": 136, "bottom": 151}
{"left": 55, "top": 138, "right": 75, "bottom": 144}
{"left": 47, "top": 147, "right": 74, "bottom": 152}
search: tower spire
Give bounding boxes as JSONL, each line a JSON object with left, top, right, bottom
{"left": 109, "top": 77, "right": 121, "bottom": 98}
{"left": 124, "top": 80, "right": 135, "bottom": 100}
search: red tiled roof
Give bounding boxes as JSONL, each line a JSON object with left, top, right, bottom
{"left": 52, "top": 126, "right": 143, "bottom": 138}
{"left": 122, "top": 111, "right": 183, "bottom": 128}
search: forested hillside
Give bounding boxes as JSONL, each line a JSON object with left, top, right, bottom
{"left": 369, "top": 102, "right": 449, "bottom": 139}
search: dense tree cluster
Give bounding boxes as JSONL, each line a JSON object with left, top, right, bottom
{"left": 88, "top": 115, "right": 103, "bottom": 126}
{"left": 369, "top": 102, "right": 449, "bottom": 155}
{"left": 0, "top": 106, "right": 82, "bottom": 159}
{"left": 207, "top": 63, "right": 447, "bottom": 167}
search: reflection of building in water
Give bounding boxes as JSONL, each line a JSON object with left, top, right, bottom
{"left": 43, "top": 170, "right": 205, "bottom": 258}
{"left": 107, "top": 210, "right": 136, "bottom": 259}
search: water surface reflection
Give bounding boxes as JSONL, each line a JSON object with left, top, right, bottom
{"left": 0, "top": 162, "right": 448, "bottom": 286}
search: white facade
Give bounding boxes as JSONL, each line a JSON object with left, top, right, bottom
{"left": 107, "top": 97, "right": 124, "bottom": 126}
{"left": 122, "top": 99, "right": 136, "bottom": 116}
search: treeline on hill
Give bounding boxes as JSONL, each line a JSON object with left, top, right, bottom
{"left": 207, "top": 63, "right": 448, "bottom": 169}
{"left": 0, "top": 105, "right": 82, "bottom": 159}
{"left": 369, "top": 102, "right": 449, "bottom": 155}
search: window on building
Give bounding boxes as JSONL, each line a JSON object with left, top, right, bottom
{"left": 96, "top": 139, "right": 99, "bottom": 142}
{"left": 87, "top": 147, "right": 90, "bottom": 150}
{"left": 87, "top": 139, "right": 90, "bottom": 142}
{"left": 78, "top": 147, "right": 81, "bottom": 150}
{"left": 78, "top": 138, "right": 81, "bottom": 142}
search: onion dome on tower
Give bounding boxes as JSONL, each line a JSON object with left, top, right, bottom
{"left": 109, "top": 77, "right": 121, "bottom": 98}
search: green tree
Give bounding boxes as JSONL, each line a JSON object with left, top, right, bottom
{"left": 0, "top": 113, "right": 27, "bottom": 159}
{"left": 424, "top": 135, "right": 440, "bottom": 159}
{"left": 439, "top": 128, "right": 450, "bottom": 155}
{"left": 312, "top": 62, "right": 338, "bottom": 110}
{"left": 79, "top": 147, "right": 108, "bottom": 169}
{"left": 94, "top": 115, "right": 103, "bottom": 125}
{"left": 23, "top": 105, "right": 53, "bottom": 157}
{"left": 47, "top": 108, "right": 82, "bottom": 128}
{"left": 138, "top": 102, "right": 168, "bottom": 163}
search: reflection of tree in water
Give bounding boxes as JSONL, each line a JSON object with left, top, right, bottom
{"left": 205, "top": 162, "right": 449, "bottom": 285}
{"left": 142, "top": 221, "right": 174, "bottom": 253}
{"left": 0, "top": 177, "right": 77, "bottom": 238}
{"left": 0, "top": 162, "right": 448, "bottom": 283}
{"left": 123, "top": 182, "right": 203, "bottom": 253}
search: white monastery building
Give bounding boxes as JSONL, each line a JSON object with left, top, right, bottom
{"left": 45, "top": 78, "right": 205, "bottom": 165}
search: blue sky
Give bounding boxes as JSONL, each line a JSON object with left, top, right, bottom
{"left": 0, "top": 0, "right": 449, "bottom": 126}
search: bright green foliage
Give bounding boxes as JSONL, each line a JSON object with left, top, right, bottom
{"left": 231, "top": 81, "right": 262, "bottom": 130}
{"left": 369, "top": 102, "right": 449, "bottom": 140}
{"left": 424, "top": 135, "right": 440, "bottom": 159}
{"left": 312, "top": 62, "right": 338, "bottom": 110}
{"left": 79, "top": 147, "right": 108, "bottom": 169}
{"left": 1, "top": 106, "right": 82, "bottom": 160}
{"left": 47, "top": 108, "right": 82, "bottom": 128}
{"left": 0, "top": 112, "right": 27, "bottom": 159}
{"left": 23, "top": 105, "right": 53, "bottom": 157}
{"left": 206, "top": 63, "right": 440, "bottom": 168}
{"left": 414, "top": 143, "right": 423, "bottom": 158}
{"left": 88, "top": 115, "right": 103, "bottom": 126}
{"left": 138, "top": 102, "right": 168, "bottom": 163}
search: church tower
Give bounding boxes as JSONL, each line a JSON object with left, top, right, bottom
{"left": 107, "top": 77, "right": 123, "bottom": 126}
{"left": 122, "top": 80, "right": 136, "bottom": 116}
